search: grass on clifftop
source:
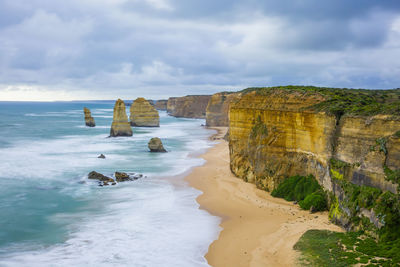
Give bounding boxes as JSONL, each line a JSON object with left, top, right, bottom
{"left": 240, "top": 85, "right": 400, "bottom": 117}
{"left": 271, "top": 174, "right": 328, "bottom": 212}
{"left": 294, "top": 230, "right": 400, "bottom": 266}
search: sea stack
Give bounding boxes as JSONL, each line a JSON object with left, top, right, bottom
{"left": 110, "top": 99, "right": 133, "bottom": 137}
{"left": 148, "top": 137, "right": 167, "bottom": 152}
{"left": 83, "top": 107, "right": 95, "bottom": 127}
{"left": 130, "top": 98, "right": 160, "bottom": 127}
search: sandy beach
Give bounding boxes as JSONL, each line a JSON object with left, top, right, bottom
{"left": 186, "top": 127, "right": 343, "bottom": 267}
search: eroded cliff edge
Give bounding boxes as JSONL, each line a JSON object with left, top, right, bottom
{"left": 206, "top": 92, "right": 241, "bottom": 127}
{"left": 167, "top": 95, "right": 211, "bottom": 118}
{"left": 228, "top": 86, "right": 400, "bottom": 232}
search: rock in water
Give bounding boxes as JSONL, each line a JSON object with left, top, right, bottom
{"left": 115, "top": 172, "right": 130, "bottom": 182}
{"left": 98, "top": 154, "right": 106, "bottom": 159}
{"left": 148, "top": 137, "right": 167, "bottom": 152}
{"left": 88, "top": 171, "right": 115, "bottom": 183}
{"left": 110, "top": 99, "right": 133, "bottom": 137}
{"left": 130, "top": 98, "right": 160, "bottom": 127}
{"left": 83, "top": 107, "right": 96, "bottom": 127}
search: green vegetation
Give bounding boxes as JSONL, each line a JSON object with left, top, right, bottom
{"left": 250, "top": 116, "right": 268, "bottom": 139}
{"left": 384, "top": 165, "right": 400, "bottom": 186}
{"left": 240, "top": 85, "right": 400, "bottom": 117}
{"left": 331, "top": 177, "right": 400, "bottom": 241}
{"left": 376, "top": 137, "right": 388, "bottom": 154}
{"left": 271, "top": 175, "right": 328, "bottom": 211}
{"left": 294, "top": 230, "right": 400, "bottom": 266}
{"left": 330, "top": 158, "right": 350, "bottom": 170}
{"left": 394, "top": 130, "right": 400, "bottom": 138}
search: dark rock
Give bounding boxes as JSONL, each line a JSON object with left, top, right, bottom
{"left": 148, "top": 137, "right": 167, "bottom": 152}
{"left": 115, "top": 172, "right": 131, "bottom": 182}
{"left": 310, "top": 206, "right": 317, "bottom": 213}
{"left": 88, "top": 171, "right": 115, "bottom": 183}
{"left": 223, "top": 129, "right": 229, "bottom": 141}
{"left": 98, "top": 154, "right": 106, "bottom": 159}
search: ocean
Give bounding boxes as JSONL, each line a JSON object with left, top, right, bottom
{"left": 0, "top": 101, "right": 220, "bottom": 267}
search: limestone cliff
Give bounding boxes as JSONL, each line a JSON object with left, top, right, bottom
{"left": 83, "top": 107, "right": 95, "bottom": 127}
{"left": 206, "top": 92, "right": 241, "bottom": 127}
{"left": 110, "top": 99, "right": 133, "bottom": 137}
{"left": 129, "top": 98, "right": 160, "bottom": 127}
{"left": 167, "top": 95, "right": 211, "bottom": 118}
{"left": 228, "top": 86, "right": 400, "bottom": 231}
{"left": 154, "top": 100, "right": 167, "bottom": 110}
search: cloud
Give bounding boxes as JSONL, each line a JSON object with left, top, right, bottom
{"left": 0, "top": 0, "right": 399, "bottom": 100}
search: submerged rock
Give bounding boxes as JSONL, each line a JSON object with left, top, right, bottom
{"left": 110, "top": 99, "right": 133, "bottom": 137}
{"left": 83, "top": 107, "right": 96, "bottom": 127}
{"left": 148, "top": 137, "right": 167, "bottom": 152}
{"left": 98, "top": 154, "right": 106, "bottom": 159}
{"left": 130, "top": 97, "right": 160, "bottom": 127}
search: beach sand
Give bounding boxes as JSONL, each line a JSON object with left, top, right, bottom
{"left": 186, "top": 127, "right": 343, "bottom": 267}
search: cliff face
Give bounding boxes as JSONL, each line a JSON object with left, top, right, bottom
{"left": 129, "top": 98, "right": 160, "bottom": 127}
{"left": 167, "top": 95, "right": 211, "bottom": 118}
{"left": 206, "top": 92, "right": 241, "bottom": 126}
{"left": 83, "top": 107, "right": 95, "bottom": 127}
{"left": 154, "top": 100, "right": 167, "bottom": 110}
{"left": 228, "top": 87, "right": 400, "bottom": 230}
{"left": 110, "top": 99, "right": 133, "bottom": 137}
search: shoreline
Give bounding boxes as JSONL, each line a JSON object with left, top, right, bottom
{"left": 185, "top": 127, "right": 343, "bottom": 267}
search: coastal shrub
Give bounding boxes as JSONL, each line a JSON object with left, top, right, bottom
{"left": 294, "top": 230, "right": 400, "bottom": 266}
{"left": 240, "top": 86, "right": 400, "bottom": 117}
{"left": 299, "top": 191, "right": 327, "bottom": 211}
{"left": 271, "top": 175, "right": 328, "bottom": 211}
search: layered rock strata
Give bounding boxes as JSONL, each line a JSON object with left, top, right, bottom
{"left": 83, "top": 107, "right": 95, "bottom": 127}
{"left": 167, "top": 95, "right": 211, "bottom": 118}
{"left": 206, "top": 92, "right": 241, "bottom": 126}
{"left": 110, "top": 99, "right": 133, "bottom": 137}
{"left": 228, "top": 87, "right": 400, "bottom": 231}
{"left": 129, "top": 97, "right": 160, "bottom": 127}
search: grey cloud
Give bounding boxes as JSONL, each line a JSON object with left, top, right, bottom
{"left": 0, "top": 0, "right": 399, "bottom": 100}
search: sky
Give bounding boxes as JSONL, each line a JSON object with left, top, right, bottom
{"left": 0, "top": 0, "right": 399, "bottom": 101}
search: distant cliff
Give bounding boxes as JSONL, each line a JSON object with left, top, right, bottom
{"left": 167, "top": 95, "right": 211, "bottom": 118}
{"left": 154, "top": 100, "right": 167, "bottom": 110}
{"left": 206, "top": 92, "right": 241, "bottom": 126}
{"left": 228, "top": 86, "right": 400, "bottom": 232}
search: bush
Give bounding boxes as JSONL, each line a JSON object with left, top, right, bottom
{"left": 271, "top": 174, "right": 328, "bottom": 211}
{"left": 299, "top": 191, "right": 328, "bottom": 211}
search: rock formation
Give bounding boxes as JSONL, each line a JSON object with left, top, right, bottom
{"left": 129, "top": 98, "right": 160, "bottom": 127}
{"left": 98, "top": 154, "right": 106, "bottom": 159}
{"left": 154, "top": 100, "right": 168, "bottom": 110}
{"left": 228, "top": 86, "right": 400, "bottom": 231}
{"left": 206, "top": 92, "right": 241, "bottom": 126}
{"left": 110, "top": 99, "right": 133, "bottom": 137}
{"left": 167, "top": 95, "right": 211, "bottom": 118}
{"left": 83, "top": 107, "right": 96, "bottom": 127}
{"left": 88, "top": 171, "right": 115, "bottom": 186}
{"left": 148, "top": 137, "right": 167, "bottom": 152}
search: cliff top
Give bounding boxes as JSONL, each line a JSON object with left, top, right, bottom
{"left": 240, "top": 86, "right": 400, "bottom": 117}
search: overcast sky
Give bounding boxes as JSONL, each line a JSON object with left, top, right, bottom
{"left": 0, "top": 0, "right": 399, "bottom": 100}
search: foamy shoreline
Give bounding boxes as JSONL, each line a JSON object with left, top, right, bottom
{"left": 185, "top": 127, "right": 343, "bottom": 267}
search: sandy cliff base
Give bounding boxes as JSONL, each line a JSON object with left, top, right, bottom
{"left": 186, "top": 128, "right": 343, "bottom": 267}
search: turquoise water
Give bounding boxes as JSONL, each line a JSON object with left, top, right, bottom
{"left": 0, "top": 101, "right": 220, "bottom": 266}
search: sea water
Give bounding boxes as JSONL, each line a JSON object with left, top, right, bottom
{"left": 0, "top": 101, "right": 220, "bottom": 267}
